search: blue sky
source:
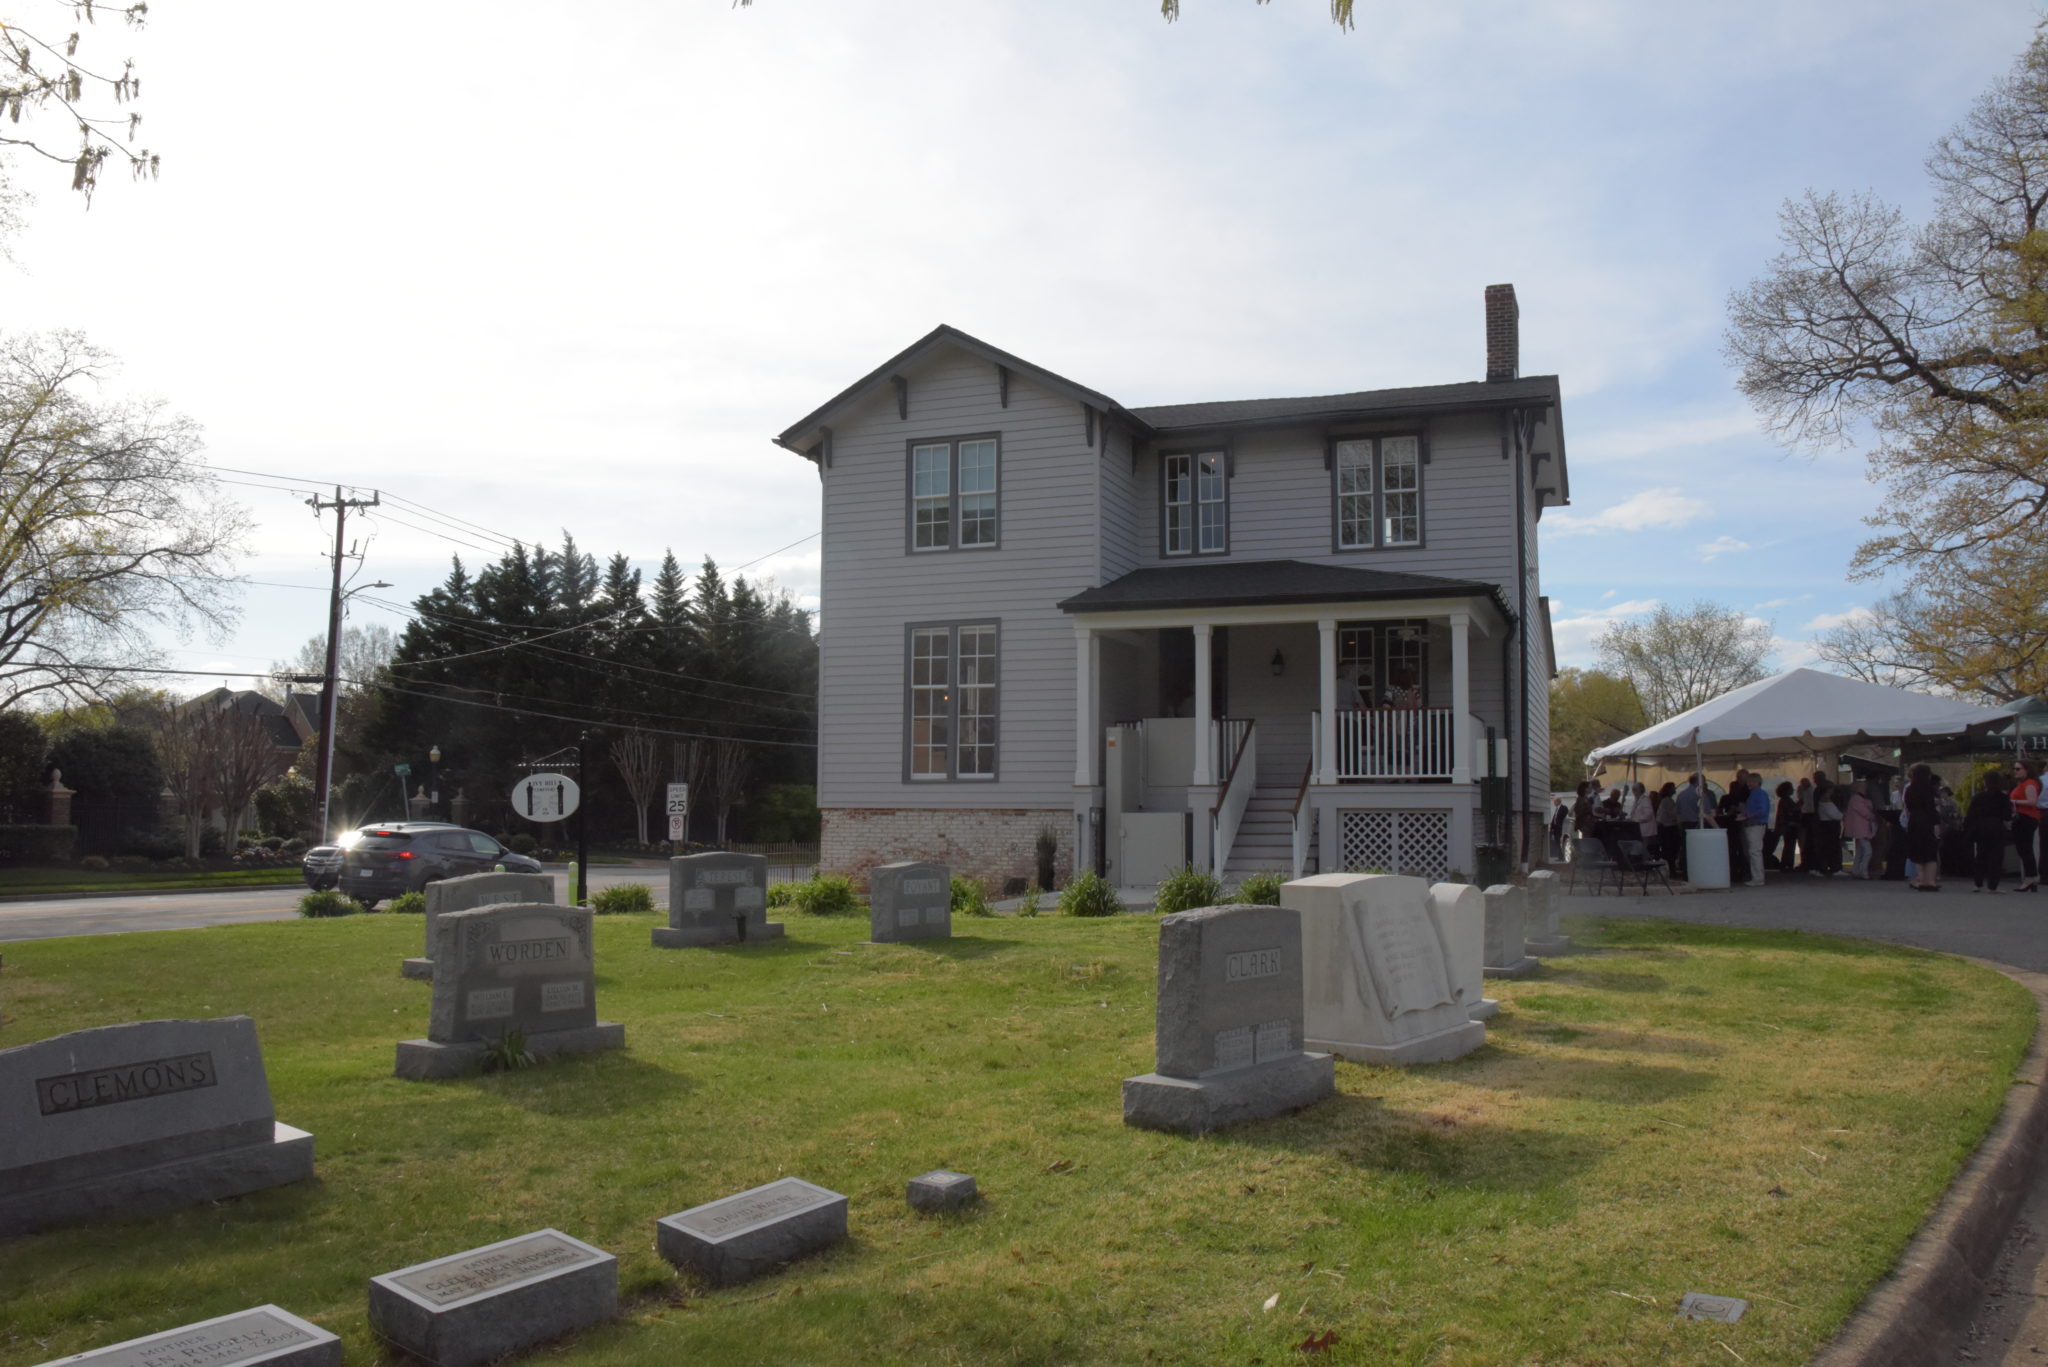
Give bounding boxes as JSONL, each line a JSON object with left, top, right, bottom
{"left": 3, "top": 0, "right": 2036, "bottom": 684}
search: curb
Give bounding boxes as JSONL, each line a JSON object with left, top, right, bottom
{"left": 0, "top": 881, "right": 304, "bottom": 905}
{"left": 1809, "top": 961, "right": 2048, "bottom": 1367}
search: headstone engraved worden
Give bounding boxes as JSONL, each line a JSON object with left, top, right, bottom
{"left": 657, "top": 1177, "right": 848, "bottom": 1286}
{"left": 654, "top": 852, "right": 782, "bottom": 948}
{"left": 1281, "top": 874, "right": 1485, "bottom": 1066}
{"left": 1428, "top": 881, "right": 1495, "bottom": 1022}
{"left": 868, "top": 861, "right": 952, "bottom": 944}
{"left": 1481, "top": 883, "right": 1538, "bottom": 979}
{"left": 403, "top": 871, "right": 557, "bottom": 981}
{"left": 31, "top": 1304, "right": 340, "bottom": 1367}
{"left": 0, "top": 1016, "right": 314, "bottom": 1237}
{"left": 394, "top": 904, "right": 624, "bottom": 1081}
{"left": 368, "top": 1229, "right": 617, "bottom": 1367}
{"left": 1122, "top": 903, "right": 1335, "bottom": 1134}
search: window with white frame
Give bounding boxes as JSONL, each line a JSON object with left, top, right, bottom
{"left": 909, "top": 436, "right": 1000, "bottom": 551}
{"left": 908, "top": 623, "right": 998, "bottom": 780}
{"left": 1332, "top": 434, "right": 1424, "bottom": 550}
{"left": 1163, "top": 451, "right": 1227, "bottom": 555}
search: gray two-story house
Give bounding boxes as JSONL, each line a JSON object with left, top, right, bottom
{"left": 774, "top": 284, "right": 1566, "bottom": 890}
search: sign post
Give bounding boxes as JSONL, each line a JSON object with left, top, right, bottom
{"left": 666, "top": 782, "right": 690, "bottom": 846}
{"left": 576, "top": 731, "right": 591, "bottom": 907}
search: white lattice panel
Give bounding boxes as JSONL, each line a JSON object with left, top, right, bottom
{"left": 1340, "top": 809, "right": 1450, "bottom": 879}
{"left": 1340, "top": 811, "right": 1394, "bottom": 872}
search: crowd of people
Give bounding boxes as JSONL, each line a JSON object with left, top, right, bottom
{"left": 1550, "top": 759, "right": 2043, "bottom": 893}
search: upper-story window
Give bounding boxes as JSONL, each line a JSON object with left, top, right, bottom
{"left": 1162, "top": 451, "right": 1227, "bottom": 556}
{"left": 910, "top": 435, "right": 1000, "bottom": 552}
{"left": 1332, "top": 433, "right": 1423, "bottom": 550}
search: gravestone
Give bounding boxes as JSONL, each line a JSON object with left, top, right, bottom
{"left": 395, "top": 904, "right": 624, "bottom": 1080}
{"left": 656, "top": 1177, "right": 848, "bottom": 1286}
{"left": 1122, "top": 903, "right": 1335, "bottom": 1134}
{"left": 654, "top": 852, "right": 782, "bottom": 948}
{"left": 1482, "top": 883, "right": 1538, "bottom": 978}
{"left": 868, "top": 861, "right": 952, "bottom": 943}
{"left": 1428, "top": 882, "right": 1495, "bottom": 1022}
{"left": 906, "top": 1170, "right": 977, "bottom": 1212}
{"left": 403, "top": 871, "right": 557, "bottom": 980}
{"left": 368, "top": 1229, "right": 617, "bottom": 1367}
{"left": 1524, "top": 869, "right": 1573, "bottom": 954}
{"left": 1280, "top": 874, "right": 1485, "bottom": 1066}
{"left": 0, "top": 1016, "right": 314, "bottom": 1237}
{"left": 32, "top": 1305, "right": 340, "bottom": 1367}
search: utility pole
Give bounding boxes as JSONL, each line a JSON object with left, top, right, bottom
{"left": 308, "top": 486, "right": 381, "bottom": 841}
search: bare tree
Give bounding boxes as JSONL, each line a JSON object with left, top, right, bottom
{"left": 1, "top": 1, "right": 157, "bottom": 199}
{"left": 150, "top": 705, "right": 213, "bottom": 859}
{"left": 265, "top": 624, "right": 397, "bottom": 699}
{"left": 1813, "top": 590, "right": 2045, "bottom": 702}
{"left": 1593, "top": 601, "right": 1775, "bottom": 723}
{"left": 709, "top": 738, "right": 754, "bottom": 847}
{"left": 208, "top": 706, "right": 279, "bottom": 840}
{"left": 610, "top": 730, "right": 662, "bottom": 846}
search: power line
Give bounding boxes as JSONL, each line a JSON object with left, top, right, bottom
{"left": 734, "top": 531, "right": 820, "bottom": 572}
{"left": 391, "top": 676, "right": 816, "bottom": 739}
{"left": 362, "top": 677, "right": 817, "bottom": 749}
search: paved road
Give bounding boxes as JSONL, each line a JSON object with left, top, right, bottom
{"left": 1561, "top": 874, "right": 2048, "bottom": 973}
{"left": 0, "top": 863, "right": 811, "bottom": 944}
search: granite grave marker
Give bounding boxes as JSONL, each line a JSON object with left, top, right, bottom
{"left": 1280, "top": 874, "right": 1485, "bottom": 1065}
{"left": 1482, "top": 883, "right": 1538, "bottom": 978}
{"left": 657, "top": 1177, "right": 848, "bottom": 1286}
{"left": 1122, "top": 903, "right": 1335, "bottom": 1134}
{"left": 369, "top": 1229, "right": 617, "bottom": 1367}
{"left": 0, "top": 1016, "right": 313, "bottom": 1237}
{"left": 32, "top": 1305, "right": 340, "bottom": 1367}
{"left": 395, "top": 903, "right": 624, "bottom": 1080}
{"left": 1524, "top": 868, "right": 1572, "bottom": 954}
{"left": 868, "top": 861, "right": 951, "bottom": 943}
{"left": 654, "top": 852, "right": 781, "bottom": 948}
{"left": 1428, "top": 882, "right": 1495, "bottom": 1022}
{"left": 403, "top": 871, "right": 557, "bottom": 980}
{"left": 906, "top": 1170, "right": 978, "bottom": 1212}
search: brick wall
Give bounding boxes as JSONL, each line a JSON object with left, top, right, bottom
{"left": 822, "top": 807, "right": 1073, "bottom": 891}
{"left": 1484, "top": 282, "right": 1519, "bottom": 382}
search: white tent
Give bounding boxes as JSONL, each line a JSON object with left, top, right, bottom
{"left": 1585, "top": 667, "right": 2017, "bottom": 769}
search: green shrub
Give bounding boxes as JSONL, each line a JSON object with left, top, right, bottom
{"left": 1017, "top": 887, "right": 1042, "bottom": 917}
{"left": 950, "top": 875, "right": 993, "bottom": 917}
{"left": 110, "top": 854, "right": 150, "bottom": 873}
{"left": 0, "top": 824, "right": 77, "bottom": 865}
{"left": 1153, "top": 864, "right": 1224, "bottom": 916}
{"left": 77, "top": 854, "right": 111, "bottom": 872}
{"left": 591, "top": 883, "right": 654, "bottom": 915}
{"left": 765, "top": 881, "right": 797, "bottom": 909}
{"left": 1059, "top": 869, "right": 1122, "bottom": 917}
{"left": 1233, "top": 870, "right": 1285, "bottom": 906}
{"left": 282, "top": 838, "right": 308, "bottom": 856}
{"left": 480, "top": 1029, "right": 535, "bottom": 1074}
{"left": 297, "top": 889, "right": 365, "bottom": 918}
{"left": 386, "top": 891, "right": 427, "bottom": 915}
{"left": 789, "top": 873, "right": 858, "bottom": 916}
{"left": 506, "top": 833, "right": 539, "bottom": 856}
{"left": 1035, "top": 826, "right": 1059, "bottom": 891}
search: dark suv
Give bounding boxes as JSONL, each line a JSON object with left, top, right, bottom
{"left": 335, "top": 823, "right": 544, "bottom": 908}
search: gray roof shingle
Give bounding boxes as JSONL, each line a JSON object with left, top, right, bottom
{"left": 1057, "top": 559, "right": 1510, "bottom": 617}
{"left": 1129, "top": 375, "right": 1560, "bottom": 432}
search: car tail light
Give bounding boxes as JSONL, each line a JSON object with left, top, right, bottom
{"left": 397, "top": 851, "right": 414, "bottom": 859}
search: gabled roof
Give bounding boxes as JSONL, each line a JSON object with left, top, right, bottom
{"left": 1129, "top": 375, "right": 1562, "bottom": 433}
{"left": 1057, "top": 559, "right": 1511, "bottom": 619}
{"left": 773, "top": 324, "right": 1152, "bottom": 459}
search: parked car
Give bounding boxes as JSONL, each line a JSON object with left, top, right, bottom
{"left": 309, "top": 823, "right": 543, "bottom": 907}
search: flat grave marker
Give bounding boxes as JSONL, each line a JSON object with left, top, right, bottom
{"left": 654, "top": 852, "right": 782, "bottom": 949}
{"left": 906, "top": 1170, "right": 977, "bottom": 1212}
{"left": 657, "top": 1177, "right": 848, "bottom": 1286}
{"left": 868, "top": 861, "right": 952, "bottom": 943}
{"left": 369, "top": 1229, "right": 617, "bottom": 1367}
{"left": 1677, "top": 1292, "right": 1748, "bottom": 1323}
{"left": 32, "top": 1305, "right": 339, "bottom": 1367}
{"left": 403, "top": 871, "right": 557, "bottom": 981}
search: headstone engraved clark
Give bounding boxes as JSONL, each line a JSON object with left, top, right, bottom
{"left": 394, "top": 904, "right": 624, "bottom": 1080}
{"left": 1280, "top": 874, "right": 1485, "bottom": 1066}
{"left": 1523, "top": 868, "right": 1573, "bottom": 955}
{"left": 403, "top": 871, "right": 557, "bottom": 981}
{"left": 1481, "top": 883, "right": 1538, "bottom": 979}
{"left": 1122, "top": 903, "right": 1335, "bottom": 1134}
{"left": 654, "top": 852, "right": 782, "bottom": 948}
{"left": 368, "top": 1229, "right": 617, "bottom": 1367}
{"left": 0, "top": 1016, "right": 313, "bottom": 1237}
{"left": 868, "top": 861, "right": 952, "bottom": 943}
{"left": 31, "top": 1305, "right": 340, "bottom": 1367}
{"left": 657, "top": 1177, "right": 848, "bottom": 1286}
{"left": 1428, "top": 882, "right": 1496, "bottom": 1022}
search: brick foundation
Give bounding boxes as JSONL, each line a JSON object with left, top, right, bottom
{"left": 822, "top": 808, "right": 1073, "bottom": 891}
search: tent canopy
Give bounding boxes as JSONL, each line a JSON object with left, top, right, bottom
{"left": 1585, "top": 667, "right": 2016, "bottom": 768}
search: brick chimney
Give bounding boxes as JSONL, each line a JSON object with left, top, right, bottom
{"left": 1484, "top": 283, "right": 1519, "bottom": 382}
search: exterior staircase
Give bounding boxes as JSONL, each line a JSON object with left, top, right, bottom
{"left": 1224, "top": 787, "right": 1299, "bottom": 881}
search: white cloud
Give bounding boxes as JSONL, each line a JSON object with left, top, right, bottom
{"left": 1544, "top": 488, "right": 1712, "bottom": 538}
{"left": 1570, "top": 407, "right": 1763, "bottom": 466}
{"left": 1600, "top": 589, "right": 1616, "bottom": 600}
{"left": 1754, "top": 595, "right": 1809, "bottom": 610}
{"left": 1547, "top": 598, "right": 1665, "bottom": 666}
{"left": 1697, "top": 535, "right": 1752, "bottom": 562}
{"left": 1802, "top": 607, "right": 1874, "bottom": 632}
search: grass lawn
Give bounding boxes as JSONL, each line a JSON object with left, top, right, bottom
{"left": 0, "top": 867, "right": 304, "bottom": 895}
{"left": 0, "top": 911, "right": 2031, "bottom": 1367}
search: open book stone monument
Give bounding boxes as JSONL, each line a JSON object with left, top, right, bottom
{"left": 396, "top": 904, "right": 624, "bottom": 1080}
{"left": 654, "top": 852, "right": 782, "bottom": 948}
{"left": 33, "top": 1305, "right": 341, "bottom": 1367}
{"left": 1523, "top": 869, "right": 1572, "bottom": 954}
{"left": 1482, "top": 883, "right": 1538, "bottom": 978}
{"left": 1428, "top": 882, "right": 1495, "bottom": 1022}
{"left": 403, "top": 871, "right": 557, "bottom": 980}
{"left": 1122, "top": 903, "right": 1335, "bottom": 1134}
{"left": 1281, "top": 874, "right": 1486, "bottom": 1065}
{"left": 369, "top": 1229, "right": 617, "bottom": 1367}
{"left": 0, "top": 1016, "right": 314, "bottom": 1236}
{"left": 868, "top": 861, "right": 951, "bottom": 943}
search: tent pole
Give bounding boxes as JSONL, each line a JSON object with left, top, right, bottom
{"left": 1695, "top": 734, "right": 1707, "bottom": 828}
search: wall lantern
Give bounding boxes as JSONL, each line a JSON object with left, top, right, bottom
{"left": 1269, "top": 649, "right": 1286, "bottom": 677}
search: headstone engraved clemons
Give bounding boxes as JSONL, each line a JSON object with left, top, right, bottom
{"left": 868, "top": 861, "right": 952, "bottom": 943}
{"left": 403, "top": 871, "right": 557, "bottom": 981}
{"left": 368, "top": 1229, "right": 617, "bottom": 1367}
{"left": 0, "top": 1016, "right": 313, "bottom": 1237}
{"left": 655, "top": 853, "right": 782, "bottom": 948}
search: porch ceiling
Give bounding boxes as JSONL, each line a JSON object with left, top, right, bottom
{"left": 1057, "top": 558, "right": 1511, "bottom": 623}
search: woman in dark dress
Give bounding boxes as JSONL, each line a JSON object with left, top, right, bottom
{"left": 1720, "top": 778, "right": 1750, "bottom": 884}
{"left": 1904, "top": 764, "right": 1942, "bottom": 891}
{"left": 1967, "top": 773, "right": 2014, "bottom": 893}
{"left": 1811, "top": 777, "right": 1844, "bottom": 877}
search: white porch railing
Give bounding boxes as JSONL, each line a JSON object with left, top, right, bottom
{"left": 1334, "top": 707, "right": 1457, "bottom": 780}
{"left": 1211, "top": 719, "right": 1256, "bottom": 874}
{"left": 1290, "top": 759, "right": 1313, "bottom": 879}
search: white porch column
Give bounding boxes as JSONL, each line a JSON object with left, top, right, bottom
{"left": 1192, "top": 623, "right": 1214, "bottom": 786}
{"left": 1317, "top": 618, "right": 1337, "bottom": 784}
{"left": 1073, "top": 625, "right": 1099, "bottom": 786}
{"left": 1450, "top": 610, "right": 1472, "bottom": 785}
